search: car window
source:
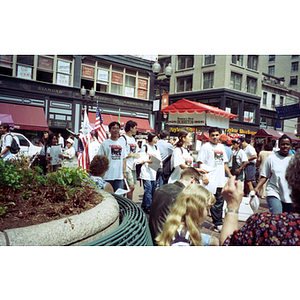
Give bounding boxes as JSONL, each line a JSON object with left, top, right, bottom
{"left": 16, "top": 135, "right": 30, "bottom": 147}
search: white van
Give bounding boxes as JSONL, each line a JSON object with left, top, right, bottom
{"left": 12, "top": 133, "right": 42, "bottom": 157}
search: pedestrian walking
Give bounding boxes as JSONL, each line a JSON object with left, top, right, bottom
{"left": 197, "top": 127, "right": 232, "bottom": 233}
{"left": 230, "top": 138, "right": 248, "bottom": 189}
{"left": 138, "top": 132, "right": 161, "bottom": 214}
{"left": 0, "top": 123, "right": 18, "bottom": 161}
{"left": 254, "top": 134, "right": 293, "bottom": 213}
{"left": 97, "top": 121, "right": 127, "bottom": 192}
{"left": 240, "top": 137, "right": 257, "bottom": 196}
{"left": 255, "top": 143, "right": 273, "bottom": 198}
{"left": 119, "top": 120, "right": 140, "bottom": 201}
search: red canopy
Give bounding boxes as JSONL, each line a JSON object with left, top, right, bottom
{"left": 0, "top": 103, "right": 48, "bottom": 131}
{"left": 254, "top": 128, "right": 300, "bottom": 143}
{"left": 196, "top": 132, "right": 210, "bottom": 142}
{"left": 161, "top": 98, "right": 237, "bottom": 120}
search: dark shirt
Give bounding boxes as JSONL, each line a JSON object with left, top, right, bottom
{"left": 223, "top": 207, "right": 300, "bottom": 246}
{"left": 149, "top": 181, "right": 185, "bottom": 244}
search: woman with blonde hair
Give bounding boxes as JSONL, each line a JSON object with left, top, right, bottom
{"left": 156, "top": 184, "right": 216, "bottom": 246}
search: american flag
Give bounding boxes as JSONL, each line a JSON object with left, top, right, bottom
{"left": 78, "top": 109, "right": 91, "bottom": 171}
{"left": 94, "top": 102, "right": 107, "bottom": 144}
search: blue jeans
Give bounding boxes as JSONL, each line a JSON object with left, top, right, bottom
{"left": 142, "top": 180, "right": 156, "bottom": 208}
{"left": 266, "top": 196, "right": 294, "bottom": 213}
{"left": 156, "top": 170, "right": 164, "bottom": 189}
{"left": 107, "top": 179, "right": 124, "bottom": 193}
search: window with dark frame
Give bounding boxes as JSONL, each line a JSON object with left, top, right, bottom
{"left": 268, "top": 65, "right": 275, "bottom": 75}
{"left": 246, "top": 77, "right": 257, "bottom": 94}
{"left": 271, "top": 94, "right": 276, "bottom": 107}
{"left": 178, "top": 55, "right": 194, "bottom": 70}
{"left": 269, "top": 55, "right": 275, "bottom": 62}
{"left": 290, "top": 75, "right": 298, "bottom": 85}
{"left": 177, "top": 75, "right": 193, "bottom": 92}
{"left": 263, "top": 92, "right": 267, "bottom": 105}
{"left": 230, "top": 72, "right": 242, "bottom": 90}
{"left": 231, "top": 55, "right": 243, "bottom": 66}
{"left": 280, "top": 96, "right": 284, "bottom": 106}
{"left": 203, "top": 72, "right": 214, "bottom": 89}
{"left": 247, "top": 55, "right": 258, "bottom": 71}
{"left": 204, "top": 55, "right": 215, "bottom": 65}
{"left": 291, "top": 62, "right": 299, "bottom": 72}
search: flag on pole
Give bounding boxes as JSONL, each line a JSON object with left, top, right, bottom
{"left": 94, "top": 101, "right": 107, "bottom": 145}
{"left": 78, "top": 109, "right": 92, "bottom": 171}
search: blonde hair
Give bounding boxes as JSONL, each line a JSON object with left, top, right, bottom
{"left": 156, "top": 184, "right": 215, "bottom": 246}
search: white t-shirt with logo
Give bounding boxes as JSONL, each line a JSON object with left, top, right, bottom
{"left": 197, "top": 142, "right": 228, "bottom": 194}
{"left": 168, "top": 147, "right": 193, "bottom": 184}
{"left": 118, "top": 135, "right": 139, "bottom": 170}
{"left": 97, "top": 139, "right": 126, "bottom": 180}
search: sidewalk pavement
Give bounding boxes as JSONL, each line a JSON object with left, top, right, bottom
{"left": 131, "top": 180, "right": 269, "bottom": 241}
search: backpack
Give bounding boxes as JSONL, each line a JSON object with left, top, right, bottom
{"left": 6, "top": 134, "right": 20, "bottom": 154}
{"left": 161, "top": 147, "right": 183, "bottom": 184}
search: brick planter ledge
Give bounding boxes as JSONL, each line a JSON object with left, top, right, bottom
{"left": 0, "top": 189, "right": 119, "bottom": 246}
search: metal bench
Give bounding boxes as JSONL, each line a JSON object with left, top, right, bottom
{"left": 84, "top": 193, "right": 153, "bottom": 246}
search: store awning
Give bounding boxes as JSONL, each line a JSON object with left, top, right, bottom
{"left": 0, "top": 114, "right": 14, "bottom": 127}
{"left": 88, "top": 112, "right": 154, "bottom": 132}
{"left": 254, "top": 128, "right": 300, "bottom": 143}
{"left": 0, "top": 103, "right": 48, "bottom": 131}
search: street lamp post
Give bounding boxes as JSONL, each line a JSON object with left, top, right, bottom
{"left": 152, "top": 59, "right": 173, "bottom": 133}
{"left": 80, "top": 86, "right": 95, "bottom": 114}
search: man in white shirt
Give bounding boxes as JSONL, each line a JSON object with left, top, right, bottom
{"left": 197, "top": 127, "right": 232, "bottom": 232}
{"left": 97, "top": 121, "right": 127, "bottom": 192}
{"left": 119, "top": 120, "right": 140, "bottom": 200}
{"left": 0, "top": 123, "right": 15, "bottom": 161}
{"left": 240, "top": 137, "right": 257, "bottom": 196}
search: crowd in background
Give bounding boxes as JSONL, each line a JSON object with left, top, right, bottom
{"left": 1, "top": 120, "right": 300, "bottom": 246}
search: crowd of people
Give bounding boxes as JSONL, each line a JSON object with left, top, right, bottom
{"left": 2, "top": 119, "right": 300, "bottom": 246}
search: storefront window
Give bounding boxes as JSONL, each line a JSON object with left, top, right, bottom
{"left": 0, "top": 55, "right": 13, "bottom": 76}
{"left": 226, "top": 99, "right": 239, "bottom": 118}
{"left": 243, "top": 102, "right": 256, "bottom": 123}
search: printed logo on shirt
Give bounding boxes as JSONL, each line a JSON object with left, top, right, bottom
{"left": 184, "top": 155, "right": 193, "bottom": 166}
{"left": 109, "top": 144, "right": 122, "bottom": 160}
{"left": 213, "top": 149, "right": 224, "bottom": 165}
{"left": 129, "top": 143, "right": 137, "bottom": 153}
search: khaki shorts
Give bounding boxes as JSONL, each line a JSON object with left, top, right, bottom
{"left": 126, "top": 165, "right": 137, "bottom": 186}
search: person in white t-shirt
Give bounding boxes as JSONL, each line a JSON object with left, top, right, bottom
{"left": 230, "top": 138, "right": 248, "bottom": 188}
{"left": 240, "top": 137, "right": 257, "bottom": 196}
{"left": 97, "top": 121, "right": 127, "bottom": 192}
{"left": 0, "top": 123, "right": 15, "bottom": 161}
{"left": 197, "top": 127, "right": 233, "bottom": 233}
{"left": 118, "top": 120, "right": 140, "bottom": 201}
{"left": 254, "top": 134, "right": 293, "bottom": 213}
{"left": 168, "top": 129, "right": 206, "bottom": 184}
{"left": 138, "top": 132, "right": 161, "bottom": 214}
